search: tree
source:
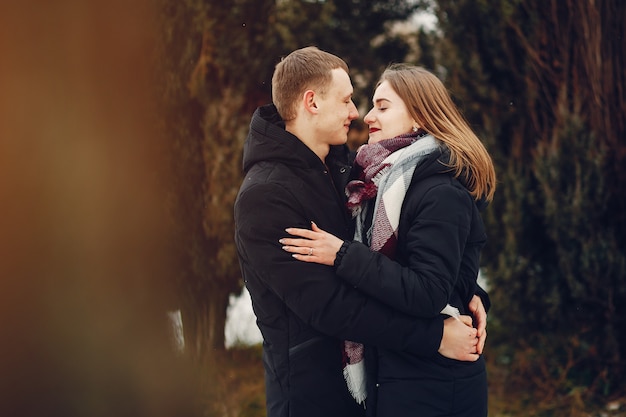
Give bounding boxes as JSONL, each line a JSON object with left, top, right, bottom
{"left": 430, "top": 0, "right": 626, "bottom": 408}
{"left": 155, "top": 0, "right": 424, "bottom": 359}
{"left": 272, "top": 0, "right": 420, "bottom": 106}
{"left": 155, "top": 0, "right": 278, "bottom": 356}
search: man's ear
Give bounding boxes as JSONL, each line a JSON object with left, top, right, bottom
{"left": 303, "top": 90, "right": 318, "bottom": 114}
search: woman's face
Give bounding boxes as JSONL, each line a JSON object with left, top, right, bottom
{"left": 363, "top": 80, "right": 416, "bottom": 144}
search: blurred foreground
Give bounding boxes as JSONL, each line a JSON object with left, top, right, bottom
{"left": 0, "top": 1, "right": 201, "bottom": 415}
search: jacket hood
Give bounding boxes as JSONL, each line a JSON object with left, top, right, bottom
{"left": 243, "top": 104, "right": 324, "bottom": 173}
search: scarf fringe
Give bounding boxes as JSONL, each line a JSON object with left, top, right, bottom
{"left": 343, "top": 361, "right": 367, "bottom": 404}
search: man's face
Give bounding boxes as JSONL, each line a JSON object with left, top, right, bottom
{"left": 314, "top": 68, "right": 359, "bottom": 146}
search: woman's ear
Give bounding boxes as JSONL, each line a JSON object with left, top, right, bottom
{"left": 411, "top": 120, "right": 421, "bottom": 132}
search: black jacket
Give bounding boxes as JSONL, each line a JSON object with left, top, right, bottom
{"left": 234, "top": 105, "right": 446, "bottom": 417}
{"left": 337, "top": 147, "right": 490, "bottom": 416}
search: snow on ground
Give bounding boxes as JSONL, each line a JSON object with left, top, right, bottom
{"left": 225, "top": 287, "right": 263, "bottom": 348}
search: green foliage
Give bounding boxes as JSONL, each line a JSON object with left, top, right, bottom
{"left": 487, "top": 335, "right": 624, "bottom": 416}
{"left": 273, "top": 0, "right": 420, "bottom": 105}
{"left": 430, "top": 0, "right": 626, "bottom": 403}
{"left": 530, "top": 114, "right": 626, "bottom": 369}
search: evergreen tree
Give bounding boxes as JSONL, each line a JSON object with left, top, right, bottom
{"left": 155, "top": 0, "right": 278, "bottom": 355}
{"left": 431, "top": 0, "right": 626, "bottom": 407}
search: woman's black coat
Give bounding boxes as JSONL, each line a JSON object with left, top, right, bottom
{"left": 337, "top": 147, "right": 490, "bottom": 417}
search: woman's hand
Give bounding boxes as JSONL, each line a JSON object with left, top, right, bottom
{"left": 280, "top": 222, "right": 344, "bottom": 266}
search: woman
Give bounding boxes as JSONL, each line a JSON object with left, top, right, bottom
{"left": 280, "top": 64, "right": 496, "bottom": 416}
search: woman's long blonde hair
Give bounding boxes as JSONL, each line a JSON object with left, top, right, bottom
{"left": 379, "top": 64, "right": 496, "bottom": 202}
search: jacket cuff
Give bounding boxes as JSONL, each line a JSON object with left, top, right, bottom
{"left": 333, "top": 240, "right": 351, "bottom": 268}
{"left": 475, "top": 285, "right": 491, "bottom": 313}
{"left": 406, "top": 315, "right": 445, "bottom": 356}
{"left": 335, "top": 240, "right": 371, "bottom": 287}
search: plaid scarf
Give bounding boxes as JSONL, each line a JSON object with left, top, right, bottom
{"left": 349, "top": 131, "right": 438, "bottom": 256}
{"left": 341, "top": 131, "right": 443, "bottom": 404}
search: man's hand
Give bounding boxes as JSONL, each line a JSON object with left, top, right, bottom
{"left": 438, "top": 316, "right": 479, "bottom": 361}
{"left": 468, "top": 294, "right": 487, "bottom": 354}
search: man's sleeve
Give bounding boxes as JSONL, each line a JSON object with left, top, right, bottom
{"left": 474, "top": 284, "right": 491, "bottom": 313}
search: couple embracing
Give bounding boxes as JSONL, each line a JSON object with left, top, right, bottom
{"left": 234, "top": 46, "right": 496, "bottom": 417}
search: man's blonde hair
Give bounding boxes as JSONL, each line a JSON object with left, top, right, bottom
{"left": 379, "top": 64, "right": 496, "bottom": 201}
{"left": 272, "top": 46, "right": 349, "bottom": 121}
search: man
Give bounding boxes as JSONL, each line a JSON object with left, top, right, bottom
{"left": 234, "top": 46, "right": 487, "bottom": 417}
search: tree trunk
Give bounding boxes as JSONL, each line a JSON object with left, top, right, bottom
{"left": 181, "top": 288, "right": 230, "bottom": 359}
